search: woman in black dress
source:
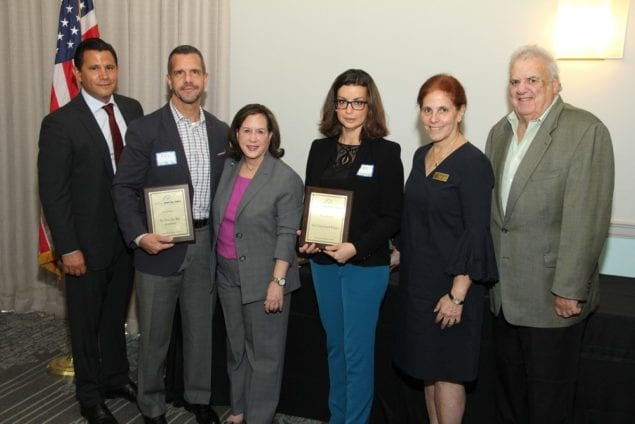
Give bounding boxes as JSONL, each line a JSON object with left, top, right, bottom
{"left": 393, "top": 74, "right": 498, "bottom": 424}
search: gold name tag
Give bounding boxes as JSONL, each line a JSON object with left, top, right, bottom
{"left": 432, "top": 172, "right": 449, "bottom": 182}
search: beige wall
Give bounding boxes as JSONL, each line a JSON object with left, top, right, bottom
{"left": 229, "top": 0, "right": 635, "bottom": 229}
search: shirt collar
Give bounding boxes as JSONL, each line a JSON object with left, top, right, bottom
{"left": 169, "top": 100, "right": 206, "bottom": 126}
{"left": 506, "top": 94, "right": 560, "bottom": 127}
{"left": 81, "top": 89, "right": 114, "bottom": 114}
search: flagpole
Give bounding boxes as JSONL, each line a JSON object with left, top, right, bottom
{"left": 48, "top": 353, "right": 75, "bottom": 377}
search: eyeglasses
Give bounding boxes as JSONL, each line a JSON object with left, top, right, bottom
{"left": 335, "top": 98, "right": 368, "bottom": 110}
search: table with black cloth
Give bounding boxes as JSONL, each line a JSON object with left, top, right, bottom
{"left": 165, "top": 266, "right": 635, "bottom": 423}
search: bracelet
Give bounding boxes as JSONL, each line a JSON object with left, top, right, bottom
{"left": 448, "top": 291, "right": 464, "bottom": 305}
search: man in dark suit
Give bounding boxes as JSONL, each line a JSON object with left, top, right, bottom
{"left": 38, "top": 38, "right": 143, "bottom": 424}
{"left": 112, "top": 45, "right": 227, "bottom": 424}
{"left": 485, "top": 45, "right": 614, "bottom": 423}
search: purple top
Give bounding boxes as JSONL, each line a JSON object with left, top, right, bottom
{"left": 217, "top": 175, "right": 251, "bottom": 259}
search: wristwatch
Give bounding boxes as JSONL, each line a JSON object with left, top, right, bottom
{"left": 448, "top": 291, "right": 464, "bottom": 305}
{"left": 273, "top": 276, "right": 286, "bottom": 287}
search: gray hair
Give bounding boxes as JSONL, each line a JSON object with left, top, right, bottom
{"left": 510, "top": 44, "right": 560, "bottom": 82}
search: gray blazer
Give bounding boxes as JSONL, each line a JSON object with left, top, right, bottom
{"left": 485, "top": 96, "right": 614, "bottom": 328}
{"left": 212, "top": 153, "right": 304, "bottom": 304}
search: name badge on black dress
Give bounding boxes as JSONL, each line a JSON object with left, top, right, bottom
{"left": 432, "top": 171, "right": 449, "bottom": 182}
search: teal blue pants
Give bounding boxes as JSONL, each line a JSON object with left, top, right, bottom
{"left": 310, "top": 261, "right": 390, "bottom": 424}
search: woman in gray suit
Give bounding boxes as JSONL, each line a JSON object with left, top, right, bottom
{"left": 212, "top": 104, "right": 304, "bottom": 424}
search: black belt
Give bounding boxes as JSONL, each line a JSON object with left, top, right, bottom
{"left": 193, "top": 218, "right": 209, "bottom": 228}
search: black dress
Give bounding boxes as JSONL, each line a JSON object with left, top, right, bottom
{"left": 393, "top": 142, "right": 498, "bottom": 381}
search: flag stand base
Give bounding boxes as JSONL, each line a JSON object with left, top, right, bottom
{"left": 47, "top": 353, "right": 74, "bottom": 377}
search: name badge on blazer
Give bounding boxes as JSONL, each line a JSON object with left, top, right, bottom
{"left": 432, "top": 171, "right": 449, "bottom": 182}
{"left": 156, "top": 151, "right": 177, "bottom": 166}
{"left": 357, "top": 164, "right": 374, "bottom": 178}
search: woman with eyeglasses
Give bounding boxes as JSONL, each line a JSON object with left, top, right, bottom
{"left": 299, "top": 69, "right": 403, "bottom": 424}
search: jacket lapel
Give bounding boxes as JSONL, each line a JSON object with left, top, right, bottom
{"left": 205, "top": 114, "right": 221, "bottom": 200}
{"left": 213, "top": 158, "right": 239, "bottom": 235}
{"left": 114, "top": 95, "right": 135, "bottom": 125}
{"left": 504, "top": 97, "right": 563, "bottom": 221}
{"left": 491, "top": 126, "right": 511, "bottom": 222}
{"left": 236, "top": 153, "right": 274, "bottom": 217}
{"left": 160, "top": 104, "right": 193, "bottom": 192}
{"left": 72, "top": 96, "right": 115, "bottom": 178}
{"left": 344, "top": 138, "right": 372, "bottom": 189}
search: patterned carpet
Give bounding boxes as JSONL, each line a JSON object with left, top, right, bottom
{"left": 0, "top": 312, "right": 324, "bottom": 424}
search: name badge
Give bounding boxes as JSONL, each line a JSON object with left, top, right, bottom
{"left": 156, "top": 151, "right": 177, "bottom": 166}
{"left": 432, "top": 171, "right": 449, "bottom": 182}
{"left": 357, "top": 164, "right": 374, "bottom": 178}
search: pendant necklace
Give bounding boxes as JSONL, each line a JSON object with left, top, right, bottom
{"left": 432, "top": 133, "right": 461, "bottom": 167}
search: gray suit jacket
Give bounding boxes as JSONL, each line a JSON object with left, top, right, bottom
{"left": 485, "top": 96, "right": 614, "bottom": 328}
{"left": 212, "top": 153, "right": 304, "bottom": 304}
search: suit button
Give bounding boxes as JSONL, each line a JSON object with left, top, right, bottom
{"left": 239, "top": 255, "right": 246, "bottom": 262}
{"left": 235, "top": 233, "right": 242, "bottom": 239}
{"left": 501, "top": 228, "right": 508, "bottom": 233}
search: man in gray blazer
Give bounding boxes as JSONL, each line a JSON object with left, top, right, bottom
{"left": 113, "top": 45, "right": 227, "bottom": 424}
{"left": 485, "top": 45, "right": 614, "bottom": 423}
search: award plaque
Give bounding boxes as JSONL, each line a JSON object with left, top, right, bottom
{"left": 300, "top": 186, "right": 353, "bottom": 248}
{"left": 144, "top": 184, "right": 194, "bottom": 242}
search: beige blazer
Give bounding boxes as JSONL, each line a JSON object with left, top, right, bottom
{"left": 485, "top": 96, "right": 614, "bottom": 328}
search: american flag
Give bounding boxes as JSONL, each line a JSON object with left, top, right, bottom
{"left": 50, "top": 0, "right": 100, "bottom": 109}
{"left": 38, "top": 0, "right": 100, "bottom": 278}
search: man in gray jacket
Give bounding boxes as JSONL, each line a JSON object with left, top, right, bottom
{"left": 485, "top": 45, "right": 614, "bottom": 423}
{"left": 113, "top": 45, "right": 227, "bottom": 424}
